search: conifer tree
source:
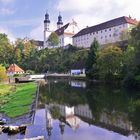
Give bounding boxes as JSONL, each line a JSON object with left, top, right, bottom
{"left": 86, "top": 39, "right": 99, "bottom": 79}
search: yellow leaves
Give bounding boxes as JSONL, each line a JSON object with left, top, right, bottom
{"left": 0, "top": 64, "right": 7, "bottom": 82}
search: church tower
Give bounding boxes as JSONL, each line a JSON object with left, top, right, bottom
{"left": 57, "top": 13, "right": 63, "bottom": 29}
{"left": 44, "top": 11, "right": 50, "bottom": 48}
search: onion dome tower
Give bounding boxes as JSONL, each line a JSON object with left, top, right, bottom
{"left": 44, "top": 12, "right": 50, "bottom": 31}
{"left": 44, "top": 11, "right": 51, "bottom": 48}
{"left": 57, "top": 12, "right": 63, "bottom": 29}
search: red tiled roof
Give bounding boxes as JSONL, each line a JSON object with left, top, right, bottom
{"left": 124, "top": 16, "right": 138, "bottom": 25}
{"left": 7, "top": 64, "right": 24, "bottom": 73}
{"left": 73, "top": 16, "right": 139, "bottom": 38}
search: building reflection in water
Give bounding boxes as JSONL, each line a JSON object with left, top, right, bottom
{"left": 42, "top": 80, "right": 140, "bottom": 139}
{"left": 46, "top": 106, "right": 53, "bottom": 138}
{"left": 45, "top": 103, "right": 137, "bottom": 138}
{"left": 69, "top": 80, "right": 86, "bottom": 88}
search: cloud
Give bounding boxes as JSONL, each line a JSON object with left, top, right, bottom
{"left": 30, "top": 24, "right": 43, "bottom": 40}
{"left": 30, "top": 21, "right": 57, "bottom": 40}
{"left": 0, "top": 8, "right": 15, "bottom": 15}
{"left": 0, "top": 27, "right": 16, "bottom": 42}
{"left": 57, "top": 0, "right": 140, "bottom": 30}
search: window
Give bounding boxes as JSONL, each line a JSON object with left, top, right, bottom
{"left": 101, "top": 36, "right": 103, "bottom": 39}
{"left": 101, "top": 30, "right": 103, "bottom": 33}
{"left": 109, "top": 34, "right": 111, "bottom": 37}
{"left": 96, "top": 31, "right": 98, "bottom": 34}
{"left": 109, "top": 28, "right": 111, "bottom": 31}
{"left": 105, "top": 29, "right": 107, "bottom": 32}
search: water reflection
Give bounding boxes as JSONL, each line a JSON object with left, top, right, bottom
{"left": 0, "top": 79, "right": 140, "bottom": 140}
{"left": 38, "top": 80, "right": 140, "bottom": 140}
{"left": 69, "top": 80, "right": 86, "bottom": 88}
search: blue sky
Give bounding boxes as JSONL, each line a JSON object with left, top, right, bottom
{"left": 0, "top": 0, "right": 140, "bottom": 42}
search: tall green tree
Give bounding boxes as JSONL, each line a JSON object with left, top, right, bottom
{"left": 130, "top": 22, "right": 140, "bottom": 73}
{"left": 15, "top": 48, "right": 22, "bottom": 63}
{"left": 48, "top": 32, "right": 59, "bottom": 47}
{"left": 86, "top": 39, "right": 99, "bottom": 79}
{"left": 97, "top": 45, "right": 123, "bottom": 81}
{"left": 0, "top": 33, "right": 14, "bottom": 66}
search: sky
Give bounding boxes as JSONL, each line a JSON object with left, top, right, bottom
{"left": 0, "top": 0, "right": 140, "bottom": 42}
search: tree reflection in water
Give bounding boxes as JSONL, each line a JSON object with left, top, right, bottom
{"left": 39, "top": 79, "right": 140, "bottom": 138}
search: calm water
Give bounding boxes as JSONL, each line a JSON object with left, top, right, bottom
{"left": 0, "top": 79, "right": 140, "bottom": 140}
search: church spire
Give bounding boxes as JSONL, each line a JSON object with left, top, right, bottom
{"left": 57, "top": 12, "right": 63, "bottom": 29}
{"left": 44, "top": 11, "right": 50, "bottom": 24}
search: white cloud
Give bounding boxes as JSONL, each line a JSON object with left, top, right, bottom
{"left": 0, "top": 8, "right": 15, "bottom": 15}
{"left": 30, "top": 24, "right": 43, "bottom": 40}
{"left": 0, "top": 27, "right": 16, "bottom": 42}
{"left": 30, "top": 21, "right": 57, "bottom": 40}
{"left": 57, "top": 0, "right": 140, "bottom": 30}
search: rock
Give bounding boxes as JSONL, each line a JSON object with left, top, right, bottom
{"left": 0, "top": 125, "right": 3, "bottom": 133}
{"left": 2, "top": 125, "right": 20, "bottom": 135}
{"left": 2, "top": 126, "right": 9, "bottom": 133}
{"left": 0, "top": 121, "right": 5, "bottom": 125}
{"left": 8, "top": 126, "right": 20, "bottom": 134}
{"left": 19, "top": 125, "right": 26, "bottom": 132}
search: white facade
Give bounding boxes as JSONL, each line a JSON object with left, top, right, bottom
{"left": 43, "top": 12, "right": 79, "bottom": 48}
{"left": 73, "top": 24, "right": 129, "bottom": 48}
{"left": 73, "top": 16, "right": 138, "bottom": 48}
{"left": 58, "top": 33, "right": 74, "bottom": 47}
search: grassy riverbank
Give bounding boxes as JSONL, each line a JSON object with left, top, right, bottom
{"left": 0, "top": 83, "right": 37, "bottom": 118}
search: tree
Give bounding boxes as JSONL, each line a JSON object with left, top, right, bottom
{"left": 0, "top": 64, "right": 7, "bottom": 82}
{"left": 130, "top": 23, "right": 140, "bottom": 73}
{"left": 48, "top": 32, "right": 59, "bottom": 47}
{"left": 120, "top": 29, "right": 130, "bottom": 41}
{"left": 15, "top": 48, "right": 22, "bottom": 63}
{"left": 0, "top": 33, "right": 14, "bottom": 66}
{"left": 86, "top": 39, "right": 99, "bottom": 79}
{"left": 121, "top": 23, "right": 140, "bottom": 87}
{"left": 97, "top": 45, "right": 123, "bottom": 81}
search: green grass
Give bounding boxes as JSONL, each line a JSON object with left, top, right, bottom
{"left": 0, "top": 83, "right": 37, "bottom": 118}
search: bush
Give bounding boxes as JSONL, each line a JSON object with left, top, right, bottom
{"left": 135, "top": 75, "right": 140, "bottom": 82}
{"left": 123, "top": 73, "right": 137, "bottom": 88}
{"left": 26, "top": 70, "right": 35, "bottom": 75}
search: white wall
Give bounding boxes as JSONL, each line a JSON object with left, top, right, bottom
{"left": 73, "top": 23, "right": 129, "bottom": 48}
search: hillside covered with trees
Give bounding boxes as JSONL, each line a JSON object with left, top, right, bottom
{"left": 0, "top": 22, "right": 140, "bottom": 87}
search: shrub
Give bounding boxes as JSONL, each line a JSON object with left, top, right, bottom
{"left": 123, "top": 73, "right": 137, "bottom": 88}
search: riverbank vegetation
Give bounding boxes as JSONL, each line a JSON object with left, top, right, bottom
{"left": 0, "top": 83, "right": 37, "bottom": 118}
{"left": 85, "top": 23, "right": 140, "bottom": 87}
{"left": 0, "top": 23, "right": 140, "bottom": 88}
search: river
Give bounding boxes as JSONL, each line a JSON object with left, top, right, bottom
{"left": 0, "top": 79, "right": 140, "bottom": 140}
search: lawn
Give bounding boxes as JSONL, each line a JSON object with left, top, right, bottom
{"left": 0, "top": 83, "right": 37, "bottom": 118}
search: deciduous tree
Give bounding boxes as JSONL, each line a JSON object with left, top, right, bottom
{"left": 0, "top": 64, "right": 7, "bottom": 82}
{"left": 48, "top": 32, "right": 59, "bottom": 47}
{"left": 97, "top": 45, "right": 123, "bottom": 81}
